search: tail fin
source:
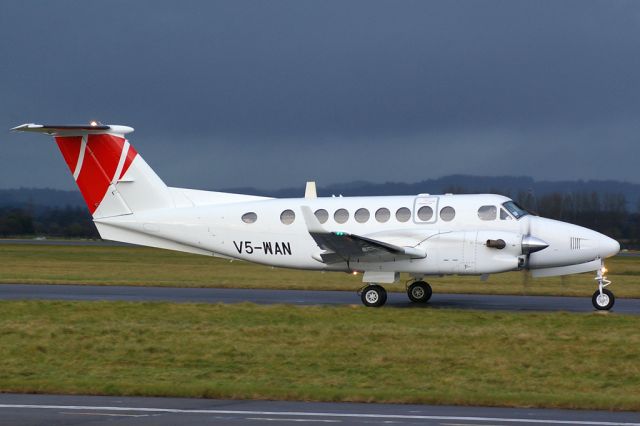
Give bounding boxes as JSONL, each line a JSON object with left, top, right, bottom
{"left": 12, "top": 123, "right": 173, "bottom": 218}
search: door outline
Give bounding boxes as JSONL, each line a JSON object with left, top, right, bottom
{"left": 413, "top": 196, "right": 439, "bottom": 224}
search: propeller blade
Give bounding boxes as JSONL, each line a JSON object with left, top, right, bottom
{"left": 521, "top": 270, "right": 531, "bottom": 294}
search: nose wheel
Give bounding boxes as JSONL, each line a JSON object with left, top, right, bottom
{"left": 592, "top": 266, "right": 615, "bottom": 311}
{"left": 592, "top": 288, "right": 614, "bottom": 311}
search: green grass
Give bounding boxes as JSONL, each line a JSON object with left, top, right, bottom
{"left": 0, "top": 301, "right": 638, "bottom": 410}
{"left": 1, "top": 243, "right": 639, "bottom": 297}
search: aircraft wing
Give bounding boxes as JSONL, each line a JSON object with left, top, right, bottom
{"left": 300, "top": 206, "right": 426, "bottom": 264}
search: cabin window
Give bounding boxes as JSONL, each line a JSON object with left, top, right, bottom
{"left": 280, "top": 209, "right": 295, "bottom": 225}
{"left": 242, "top": 212, "right": 257, "bottom": 224}
{"left": 396, "top": 207, "right": 411, "bottom": 222}
{"left": 500, "top": 208, "right": 512, "bottom": 220}
{"left": 417, "top": 206, "right": 434, "bottom": 221}
{"left": 334, "top": 208, "right": 349, "bottom": 224}
{"left": 355, "top": 208, "right": 370, "bottom": 223}
{"left": 440, "top": 206, "right": 456, "bottom": 221}
{"left": 314, "top": 209, "right": 329, "bottom": 224}
{"left": 375, "top": 207, "right": 390, "bottom": 223}
{"left": 478, "top": 205, "right": 497, "bottom": 221}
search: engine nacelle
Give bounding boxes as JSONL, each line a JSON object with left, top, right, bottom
{"left": 425, "top": 230, "right": 521, "bottom": 275}
{"left": 473, "top": 230, "right": 522, "bottom": 274}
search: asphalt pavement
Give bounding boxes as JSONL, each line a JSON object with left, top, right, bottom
{"left": 0, "top": 283, "right": 639, "bottom": 314}
{"left": 0, "top": 394, "right": 638, "bottom": 426}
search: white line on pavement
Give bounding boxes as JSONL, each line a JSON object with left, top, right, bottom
{"left": 0, "top": 404, "right": 637, "bottom": 426}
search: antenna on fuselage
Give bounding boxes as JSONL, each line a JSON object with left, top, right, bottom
{"left": 305, "top": 181, "right": 317, "bottom": 199}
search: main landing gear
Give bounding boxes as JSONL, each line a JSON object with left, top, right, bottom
{"left": 359, "top": 280, "right": 433, "bottom": 307}
{"left": 360, "top": 284, "right": 387, "bottom": 307}
{"left": 592, "top": 266, "right": 615, "bottom": 311}
{"left": 407, "top": 281, "right": 432, "bottom": 303}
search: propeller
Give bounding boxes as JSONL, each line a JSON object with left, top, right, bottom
{"left": 521, "top": 269, "right": 531, "bottom": 294}
{"left": 519, "top": 216, "right": 549, "bottom": 291}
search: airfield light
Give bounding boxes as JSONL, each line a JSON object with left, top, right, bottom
{"left": 352, "top": 271, "right": 358, "bottom": 276}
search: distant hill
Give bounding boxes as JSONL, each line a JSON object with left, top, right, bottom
{"left": 2, "top": 175, "right": 639, "bottom": 210}
{"left": 223, "top": 175, "right": 640, "bottom": 211}
{"left": 0, "top": 188, "right": 84, "bottom": 211}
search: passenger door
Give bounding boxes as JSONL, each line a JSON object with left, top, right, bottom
{"left": 413, "top": 195, "right": 438, "bottom": 224}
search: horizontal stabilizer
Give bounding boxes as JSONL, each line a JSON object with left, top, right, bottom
{"left": 12, "top": 123, "right": 134, "bottom": 136}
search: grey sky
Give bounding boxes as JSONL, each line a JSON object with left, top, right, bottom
{"left": 1, "top": 0, "right": 639, "bottom": 191}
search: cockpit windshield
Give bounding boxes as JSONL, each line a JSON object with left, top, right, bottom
{"left": 502, "top": 201, "right": 529, "bottom": 219}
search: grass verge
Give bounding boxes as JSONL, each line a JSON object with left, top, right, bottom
{"left": 0, "top": 301, "right": 638, "bottom": 410}
{"left": 1, "top": 244, "right": 639, "bottom": 297}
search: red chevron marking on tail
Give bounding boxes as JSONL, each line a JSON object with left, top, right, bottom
{"left": 55, "top": 133, "right": 134, "bottom": 214}
{"left": 55, "top": 136, "right": 82, "bottom": 173}
{"left": 119, "top": 143, "right": 138, "bottom": 180}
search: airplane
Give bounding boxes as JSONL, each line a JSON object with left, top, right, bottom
{"left": 13, "top": 122, "right": 621, "bottom": 310}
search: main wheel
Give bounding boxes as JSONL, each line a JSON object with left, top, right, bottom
{"left": 361, "top": 285, "right": 387, "bottom": 307}
{"left": 408, "top": 281, "right": 432, "bottom": 303}
{"left": 592, "top": 288, "right": 615, "bottom": 311}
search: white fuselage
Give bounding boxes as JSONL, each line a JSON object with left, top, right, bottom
{"left": 95, "top": 192, "right": 620, "bottom": 279}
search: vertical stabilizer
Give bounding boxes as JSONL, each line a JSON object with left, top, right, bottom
{"left": 12, "top": 123, "right": 174, "bottom": 218}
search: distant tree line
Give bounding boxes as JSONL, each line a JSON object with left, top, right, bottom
{"left": 1, "top": 190, "right": 639, "bottom": 248}
{"left": 0, "top": 206, "right": 98, "bottom": 238}
{"left": 514, "top": 191, "right": 631, "bottom": 241}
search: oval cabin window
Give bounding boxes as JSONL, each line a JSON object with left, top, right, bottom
{"left": 417, "top": 206, "right": 433, "bottom": 221}
{"left": 314, "top": 209, "right": 329, "bottom": 224}
{"left": 354, "top": 208, "right": 370, "bottom": 223}
{"left": 396, "top": 207, "right": 411, "bottom": 222}
{"left": 440, "top": 206, "right": 456, "bottom": 221}
{"left": 242, "top": 212, "right": 257, "bottom": 224}
{"left": 375, "top": 208, "right": 390, "bottom": 223}
{"left": 280, "top": 209, "right": 296, "bottom": 225}
{"left": 334, "top": 208, "right": 349, "bottom": 224}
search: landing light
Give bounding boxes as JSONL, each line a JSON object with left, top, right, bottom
{"left": 602, "top": 266, "right": 608, "bottom": 274}
{"left": 90, "top": 120, "right": 98, "bottom": 127}
{"left": 352, "top": 271, "right": 358, "bottom": 276}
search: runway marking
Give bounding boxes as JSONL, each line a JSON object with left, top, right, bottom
{"left": 441, "top": 423, "right": 503, "bottom": 426}
{"left": 0, "top": 405, "right": 638, "bottom": 425}
{"left": 247, "top": 418, "right": 341, "bottom": 423}
{"left": 59, "top": 411, "right": 150, "bottom": 417}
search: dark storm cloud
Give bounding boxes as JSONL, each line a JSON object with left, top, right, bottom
{"left": 1, "top": 0, "right": 639, "bottom": 190}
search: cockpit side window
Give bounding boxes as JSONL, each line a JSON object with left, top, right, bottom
{"left": 477, "top": 205, "right": 497, "bottom": 221}
{"left": 502, "top": 201, "right": 529, "bottom": 219}
{"left": 500, "top": 208, "right": 512, "bottom": 220}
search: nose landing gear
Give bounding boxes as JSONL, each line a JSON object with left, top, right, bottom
{"left": 592, "top": 266, "right": 615, "bottom": 311}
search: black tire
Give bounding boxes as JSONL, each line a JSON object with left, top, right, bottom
{"left": 592, "top": 289, "right": 615, "bottom": 311}
{"left": 361, "top": 285, "right": 387, "bottom": 307}
{"left": 408, "top": 281, "right": 432, "bottom": 303}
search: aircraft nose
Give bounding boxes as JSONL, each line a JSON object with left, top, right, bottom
{"left": 598, "top": 235, "right": 620, "bottom": 259}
